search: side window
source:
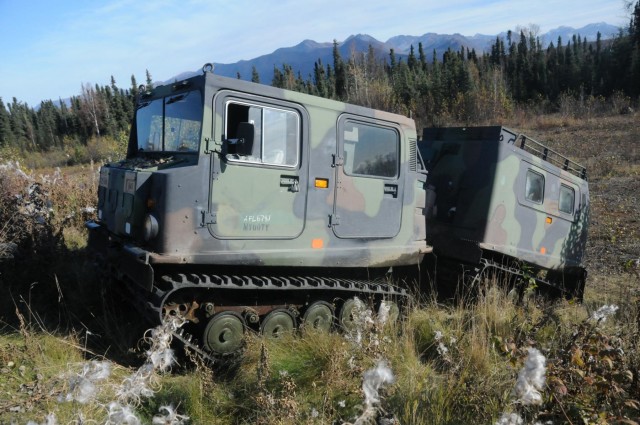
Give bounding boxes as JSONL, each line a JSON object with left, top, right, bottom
{"left": 525, "top": 170, "right": 545, "bottom": 203}
{"left": 559, "top": 184, "right": 575, "bottom": 214}
{"left": 224, "top": 101, "right": 299, "bottom": 167}
{"left": 343, "top": 120, "right": 398, "bottom": 178}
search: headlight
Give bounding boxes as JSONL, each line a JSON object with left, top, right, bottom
{"left": 143, "top": 214, "right": 159, "bottom": 241}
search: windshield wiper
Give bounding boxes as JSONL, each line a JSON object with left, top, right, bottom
{"left": 166, "top": 94, "right": 186, "bottom": 105}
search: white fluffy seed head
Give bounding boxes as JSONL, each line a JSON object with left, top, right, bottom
{"left": 107, "top": 402, "right": 141, "bottom": 425}
{"left": 494, "top": 412, "right": 524, "bottom": 425}
{"left": 591, "top": 304, "right": 619, "bottom": 323}
{"left": 513, "top": 348, "right": 546, "bottom": 406}
{"left": 152, "top": 404, "right": 189, "bottom": 425}
{"left": 362, "top": 360, "right": 395, "bottom": 407}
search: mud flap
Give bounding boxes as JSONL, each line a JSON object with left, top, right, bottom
{"left": 86, "top": 220, "right": 108, "bottom": 255}
{"left": 119, "top": 246, "right": 154, "bottom": 292}
{"left": 86, "top": 220, "right": 154, "bottom": 292}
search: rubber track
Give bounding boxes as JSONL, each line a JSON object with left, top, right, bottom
{"left": 471, "top": 258, "right": 567, "bottom": 293}
{"left": 152, "top": 272, "right": 409, "bottom": 363}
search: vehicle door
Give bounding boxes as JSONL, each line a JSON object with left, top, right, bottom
{"left": 332, "top": 116, "right": 403, "bottom": 238}
{"left": 209, "top": 94, "right": 307, "bottom": 239}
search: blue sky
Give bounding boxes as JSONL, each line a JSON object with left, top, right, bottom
{"left": 0, "top": 0, "right": 630, "bottom": 107}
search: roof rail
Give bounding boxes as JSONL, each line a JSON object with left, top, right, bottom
{"left": 515, "top": 133, "right": 587, "bottom": 180}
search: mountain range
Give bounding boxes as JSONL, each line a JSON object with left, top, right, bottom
{"left": 171, "top": 22, "right": 619, "bottom": 84}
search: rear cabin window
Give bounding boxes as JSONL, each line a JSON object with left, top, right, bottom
{"left": 343, "top": 121, "right": 398, "bottom": 178}
{"left": 559, "top": 184, "right": 575, "bottom": 214}
{"left": 225, "top": 101, "right": 299, "bottom": 167}
{"left": 525, "top": 170, "right": 545, "bottom": 204}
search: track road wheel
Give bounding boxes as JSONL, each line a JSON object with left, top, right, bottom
{"left": 302, "top": 301, "right": 334, "bottom": 332}
{"left": 203, "top": 312, "right": 245, "bottom": 354}
{"left": 261, "top": 309, "right": 294, "bottom": 339}
{"left": 339, "top": 298, "right": 365, "bottom": 332}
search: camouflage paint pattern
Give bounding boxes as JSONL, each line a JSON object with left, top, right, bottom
{"left": 420, "top": 126, "right": 589, "bottom": 274}
{"left": 89, "top": 69, "right": 430, "bottom": 285}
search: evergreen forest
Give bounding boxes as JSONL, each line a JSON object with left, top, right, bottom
{"left": 1, "top": 1, "right": 638, "bottom": 167}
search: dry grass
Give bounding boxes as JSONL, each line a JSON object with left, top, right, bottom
{"left": 0, "top": 111, "right": 639, "bottom": 423}
{"left": 1, "top": 280, "right": 639, "bottom": 424}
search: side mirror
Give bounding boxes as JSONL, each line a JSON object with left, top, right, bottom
{"left": 234, "top": 122, "right": 255, "bottom": 156}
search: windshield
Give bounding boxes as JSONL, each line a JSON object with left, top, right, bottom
{"left": 135, "top": 90, "right": 203, "bottom": 153}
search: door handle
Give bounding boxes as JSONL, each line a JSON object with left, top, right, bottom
{"left": 280, "top": 175, "right": 300, "bottom": 192}
{"left": 384, "top": 184, "right": 398, "bottom": 197}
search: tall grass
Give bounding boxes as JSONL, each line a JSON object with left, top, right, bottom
{"left": 4, "top": 278, "right": 638, "bottom": 424}
{"left": 1, "top": 112, "right": 639, "bottom": 423}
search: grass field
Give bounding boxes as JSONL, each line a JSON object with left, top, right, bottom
{"left": 0, "top": 112, "right": 638, "bottom": 424}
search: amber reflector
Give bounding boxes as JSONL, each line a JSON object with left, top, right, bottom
{"left": 312, "top": 238, "right": 324, "bottom": 249}
{"left": 315, "top": 178, "right": 329, "bottom": 189}
{"left": 540, "top": 247, "right": 547, "bottom": 254}
{"left": 546, "top": 217, "right": 553, "bottom": 224}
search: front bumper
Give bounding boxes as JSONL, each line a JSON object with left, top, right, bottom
{"left": 85, "top": 220, "right": 154, "bottom": 291}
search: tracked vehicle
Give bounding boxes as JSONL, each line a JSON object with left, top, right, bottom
{"left": 86, "top": 65, "right": 589, "bottom": 357}
{"left": 86, "top": 65, "right": 430, "bottom": 357}
{"left": 420, "top": 126, "right": 589, "bottom": 298}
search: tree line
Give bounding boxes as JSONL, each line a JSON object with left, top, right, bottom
{"left": 0, "top": 72, "right": 157, "bottom": 156}
{"left": 1, "top": 2, "right": 638, "bottom": 159}
{"left": 268, "top": 1, "right": 640, "bottom": 128}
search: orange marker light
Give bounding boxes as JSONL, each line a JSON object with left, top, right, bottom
{"left": 546, "top": 217, "right": 553, "bottom": 224}
{"left": 540, "top": 247, "right": 547, "bottom": 255}
{"left": 315, "top": 178, "right": 329, "bottom": 189}
{"left": 312, "top": 238, "right": 324, "bottom": 249}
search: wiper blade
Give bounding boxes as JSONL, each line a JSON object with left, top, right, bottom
{"left": 166, "top": 94, "right": 186, "bottom": 105}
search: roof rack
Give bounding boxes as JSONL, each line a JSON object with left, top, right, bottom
{"left": 514, "top": 133, "right": 587, "bottom": 180}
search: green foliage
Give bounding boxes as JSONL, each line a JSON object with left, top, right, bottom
{"left": 0, "top": 76, "right": 134, "bottom": 166}
{"left": 271, "top": 4, "right": 639, "bottom": 127}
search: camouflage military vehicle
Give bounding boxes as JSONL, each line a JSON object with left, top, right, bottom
{"left": 419, "top": 126, "right": 589, "bottom": 298}
{"left": 86, "top": 64, "right": 430, "bottom": 357}
{"left": 86, "top": 66, "right": 589, "bottom": 357}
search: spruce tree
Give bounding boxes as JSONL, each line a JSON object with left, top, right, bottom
{"left": 251, "top": 66, "right": 260, "bottom": 83}
{"left": 332, "top": 40, "right": 346, "bottom": 100}
{"left": 408, "top": 45, "right": 418, "bottom": 70}
{"left": 145, "top": 69, "right": 153, "bottom": 88}
{"left": 36, "top": 100, "right": 60, "bottom": 149}
{"left": 631, "top": 1, "right": 640, "bottom": 95}
{"left": 272, "top": 66, "right": 284, "bottom": 88}
{"left": 129, "top": 74, "right": 140, "bottom": 114}
{"left": 0, "top": 98, "right": 12, "bottom": 148}
{"left": 313, "top": 60, "right": 326, "bottom": 97}
{"left": 325, "top": 63, "right": 335, "bottom": 99}
{"left": 389, "top": 48, "right": 397, "bottom": 70}
{"left": 418, "top": 42, "right": 427, "bottom": 70}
